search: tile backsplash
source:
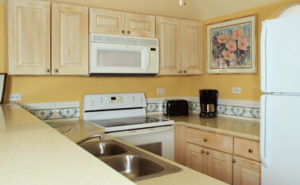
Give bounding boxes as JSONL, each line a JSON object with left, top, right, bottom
{"left": 22, "top": 97, "right": 260, "bottom": 121}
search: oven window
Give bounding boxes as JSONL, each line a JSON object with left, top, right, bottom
{"left": 97, "top": 50, "right": 141, "bottom": 67}
{"left": 137, "top": 142, "right": 162, "bottom": 156}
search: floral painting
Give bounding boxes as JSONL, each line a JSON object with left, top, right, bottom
{"left": 207, "top": 16, "right": 256, "bottom": 73}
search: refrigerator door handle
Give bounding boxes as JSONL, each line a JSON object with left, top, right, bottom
{"left": 260, "top": 95, "right": 268, "bottom": 167}
{"left": 260, "top": 21, "right": 268, "bottom": 92}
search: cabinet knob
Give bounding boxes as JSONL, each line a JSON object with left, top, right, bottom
{"left": 201, "top": 150, "right": 205, "bottom": 154}
{"left": 121, "top": 30, "right": 125, "bottom": 34}
{"left": 206, "top": 151, "right": 210, "bottom": 155}
{"left": 46, "top": 68, "right": 50, "bottom": 73}
{"left": 204, "top": 138, "right": 208, "bottom": 142}
{"left": 233, "top": 159, "right": 236, "bottom": 163}
{"left": 178, "top": 70, "right": 182, "bottom": 73}
{"left": 54, "top": 69, "right": 59, "bottom": 73}
{"left": 127, "top": 30, "right": 131, "bottom": 34}
{"left": 248, "top": 148, "right": 254, "bottom": 153}
{"left": 183, "top": 70, "right": 187, "bottom": 73}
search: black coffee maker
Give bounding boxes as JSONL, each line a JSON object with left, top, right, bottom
{"left": 199, "top": 90, "right": 218, "bottom": 118}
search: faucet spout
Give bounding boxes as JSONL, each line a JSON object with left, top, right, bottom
{"left": 77, "top": 134, "right": 104, "bottom": 145}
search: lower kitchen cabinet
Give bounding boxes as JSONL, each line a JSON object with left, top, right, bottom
{"left": 186, "top": 143, "right": 207, "bottom": 173}
{"left": 207, "top": 148, "right": 232, "bottom": 184}
{"left": 175, "top": 125, "right": 261, "bottom": 185}
{"left": 186, "top": 143, "right": 232, "bottom": 184}
{"left": 233, "top": 156, "right": 261, "bottom": 185}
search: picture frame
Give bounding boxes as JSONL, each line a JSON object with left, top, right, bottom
{"left": 207, "top": 15, "right": 257, "bottom": 74}
{"left": 0, "top": 73, "right": 7, "bottom": 104}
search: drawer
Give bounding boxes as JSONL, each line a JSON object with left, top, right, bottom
{"left": 186, "top": 128, "right": 233, "bottom": 154}
{"left": 234, "top": 138, "right": 260, "bottom": 161}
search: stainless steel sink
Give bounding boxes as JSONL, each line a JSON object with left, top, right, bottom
{"left": 79, "top": 140, "right": 181, "bottom": 181}
{"left": 80, "top": 140, "right": 128, "bottom": 157}
{"left": 102, "top": 155, "right": 164, "bottom": 179}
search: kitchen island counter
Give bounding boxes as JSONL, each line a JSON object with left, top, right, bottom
{"left": 0, "top": 104, "right": 134, "bottom": 185}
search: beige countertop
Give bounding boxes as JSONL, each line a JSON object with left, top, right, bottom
{"left": 45, "top": 119, "right": 105, "bottom": 143}
{"left": 159, "top": 113, "right": 260, "bottom": 141}
{"left": 0, "top": 104, "right": 228, "bottom": 185}
{"left": 0, "top": 104, "right": 134, "bottom": 185}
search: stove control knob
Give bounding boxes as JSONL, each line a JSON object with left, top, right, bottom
{"left": 99, "top": 97, "right": 103, "bottom": 103}
{"left": 90, "top": 100, "right": 95, "bottom": 106}
{"left": 131, "top": 96, "right": 135, "bottom": 102}
{"left": 139, "top": 97, "right": 144, "bottom": 103}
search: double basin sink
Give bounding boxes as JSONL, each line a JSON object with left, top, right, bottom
{"left": 79, "top": 140, "right": 181, "bottom": 181}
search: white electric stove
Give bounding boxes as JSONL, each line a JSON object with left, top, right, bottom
{"left": 82, "top": 93, "right": 175, "bottom": 160}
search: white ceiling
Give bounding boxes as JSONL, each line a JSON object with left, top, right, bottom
{"left": 183, "top": 0, "right": 283, "bottom": 20}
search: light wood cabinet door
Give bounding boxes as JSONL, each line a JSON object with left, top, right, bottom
{"left": 90, "top": 8, "right": 125, "bottom": 35}
{"left": 125, "top": 13, "right": 155, "bottom": 38}
{"left": 186, "top": 143, "right": 207, "bottom": 174}
{"left": 52, "top": 3, "right": 89, "bottom": 75}
{"left": 207, "top": 148, "right": 233, "bottom": 185}
{"left": 8, "top": 0, "right": 51, "bottom": 75}
{"left": 233, "top": 156, "right": 261, "bottom": 185}
{"left": 156, "top": 16, "right": 181, "bottom": 75}
{"left": 181, "top": 20, "right": 203, "bottom": 74}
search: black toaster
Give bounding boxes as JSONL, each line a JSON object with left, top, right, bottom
{"left": 164, "top": 100, "right": 189, "bottom": 116}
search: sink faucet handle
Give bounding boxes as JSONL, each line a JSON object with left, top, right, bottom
{"left": 77, "top": 134, "right": 104, "bottom": 145}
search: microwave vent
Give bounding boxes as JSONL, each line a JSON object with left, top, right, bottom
{"left": 90, "top": 34, "right": 158, "bottom": 47}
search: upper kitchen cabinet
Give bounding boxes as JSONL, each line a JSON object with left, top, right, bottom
{"left": 8, "top": 0, "right": 51, "bottom": 75}
{"left": 125, "top": 13, "right": 156, "bottom": 38}
{"left": 52, "top": 3, "right": 89, "bottom": 75}
{"left": 157, "top": 16, "right": 203, "bottom": 75}
{"left": 90, "top": 8, "right": 155, "bottom": 38}
{"left": 156, "top": 16, "right": 181, "bottom": 75}
{"left": 90, "top": 8, "right": 125, "bottom": 35}
{"left": 181, "top": 20, "right": 203, "bottom": 74}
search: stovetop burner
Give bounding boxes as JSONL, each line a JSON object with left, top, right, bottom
{"left": 89, "top": 116, "right": 169, "bottom": 128}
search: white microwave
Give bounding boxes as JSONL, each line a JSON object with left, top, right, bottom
{"left": 90, "top": 34, "right": 159, "bottom": 75}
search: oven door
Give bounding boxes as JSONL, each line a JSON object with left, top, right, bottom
{"left": 108, "top": 126, "right": 174, "bottom": 161}
{"left": 90, "top": 42, "right": 157, "bottom": 74}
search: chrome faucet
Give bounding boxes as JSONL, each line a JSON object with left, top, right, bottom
{"left": 77, "top": 134, "right": 104, "bottom": 145}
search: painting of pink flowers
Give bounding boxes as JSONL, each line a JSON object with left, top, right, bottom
{"left": 207, "top": 16, "right": 256, "bottom": 73}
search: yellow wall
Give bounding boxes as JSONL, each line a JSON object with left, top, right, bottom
{"left": 0, "top": 0, "right": 297, "bottom": 103}
{"left": 188, "top": 0, "right": 299, "bottom": 101}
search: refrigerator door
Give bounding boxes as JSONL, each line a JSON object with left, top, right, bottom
{"left": 261, "top": 14, "right": 300, "bottom": 93}
{"left": 260, "top": 94, "right": 300, "bottom": 185}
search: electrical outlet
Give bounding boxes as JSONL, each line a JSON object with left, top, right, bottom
{"left": 9, "top": 94, "right": 22, "bottom": 101}
{"left": 156, "top": 88, "right": 165, "bottom": 95}
{"left": 232, "top": 87, "right": 241, "bottom": 95}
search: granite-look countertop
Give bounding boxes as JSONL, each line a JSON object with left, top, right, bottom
{"left": 0, "top": 105, "right": 134, "bottom": 185}
{"left": 46, "top": 119, "right": 105, "bottom": 143}
{"left": 155, "top": 113, "right": 260, "bottom": 141}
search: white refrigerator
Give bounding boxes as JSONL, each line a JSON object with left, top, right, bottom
{"left": 260, "top": 14, "right": 300, "bottom": 185}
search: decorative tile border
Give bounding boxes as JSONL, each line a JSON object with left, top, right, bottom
{"left": 21, "top": 98, "right": 260, "bottom": 120}
{"left": 147, "top": 97, "right": 260, "bottom": 120}
{"left": 22, "top": 102, "right": 80, "bottom": 120}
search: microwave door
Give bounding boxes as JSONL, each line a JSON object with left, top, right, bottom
{"left": 141, "top": 49, "right": 150, "bottom": 70}
{"left": 90, "top": 43, "right": 150, "bottom": 74}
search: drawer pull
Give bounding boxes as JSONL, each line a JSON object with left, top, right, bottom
{"left": 206, "top": 151, "right": 210, "bottom": 155}
{"left": 232, "top": 159, "right": 236, "bottom": 163}
{"left": 201, "top": 150, "right": 205, "bottom": 154}
{"left": 248, "top": 148, "right": 254, "bottom": 153}
{"left": 204, "top": 138, "right": 208, "bottom": 142}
